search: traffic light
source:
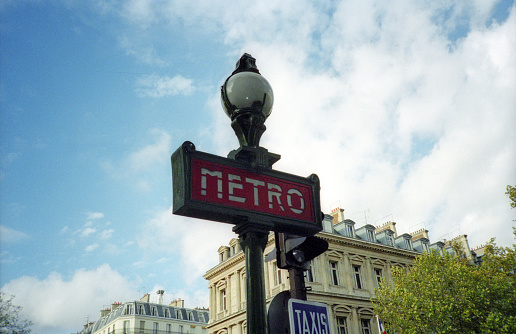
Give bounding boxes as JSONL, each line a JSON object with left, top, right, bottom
{"left": 274, "top": 232, "right": 328, "bottom": 270}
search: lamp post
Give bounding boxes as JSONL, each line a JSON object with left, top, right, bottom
{"left": 221, "top": 53, "right": 278, "bottom": 334}
{"left": 172, "top": 53, "right": 324, "bottom": 333}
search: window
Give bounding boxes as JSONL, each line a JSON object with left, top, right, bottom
{"left": 138, "top": 304, "right": 145, "bottom": 315}
{"left": 330, "top": 261, "right": 339, "bottom": 285}
{"left": 404, "top": 238, "right": 412, "bottom": 249}
{"left": 152, "top": 307, "right": 157, "bottom": 316}
{"left": 360, "top": 319, "right": 371, "bottom": 334}
{"left": 366, "top": 230, "right": 374, "bottom": 241}
{"left": 153, "top": 322, "right": 158, "bottom": 334}
{"left": 139, "top": 321, "right": 145, "bottom": 334}
{"left": 336, "top": 317, "right": 348, "bottom": 334}
{"left": 220, "top": 289, "right": 227, "bottom": 311}
{"left": 306, "top": 262, "right": 314, "bottom": 282}
{"left": 353, "top": 265, "right": 363, "bottom": 289}
{"left": 165, "top": 308, "right": 170, "bottom": 318}
{"left": 346, "top": 225, "right": 354, "bottom": 237}
{"left": 276, "top": 263, "right": 282, "bottom": 285}
{"left": 166, "top": 324, "right": 171, "bottom": 334}
{"left": 123, "top": 321, "right": 130, "bottom": 334}
{"left": 124, "top": 304, "right": 133, "bottom": 315}
{"left": 374, "top": 269, "right": 382, "bottom": 288}
{"left": 423, "top": 242, "right": 429, "bottom": 252}
{"left": 386, "top": 234, "right": 394, "bottom": 246}
{"left": 179, "top": 325, "right": 183, "bottom": 334}
{"left": 189, "top": 312, "right": 194, "bottom": 321}
{"left": 176, "top": 310, "right": 183, "bottom": 319}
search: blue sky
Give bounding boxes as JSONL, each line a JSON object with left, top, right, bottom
{"left": 1, "top": 1, "right": 515, "bottom": 333}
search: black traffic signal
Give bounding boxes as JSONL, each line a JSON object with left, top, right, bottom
{"left": 272, "top": 232, "right": 328, "bottom": 270}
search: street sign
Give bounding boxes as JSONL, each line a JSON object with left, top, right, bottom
{"left": 172, "top": 141, "right": 322, "bottom": 236}
{"left": 289, "top": 299, "right": 332, "bottom": 334}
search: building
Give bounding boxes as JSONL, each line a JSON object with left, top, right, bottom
{"left": 204, "top": 207, "right": 474, "bottom": 334}
{"left": 79, "top": 291, "right": 209, "bottom": 334}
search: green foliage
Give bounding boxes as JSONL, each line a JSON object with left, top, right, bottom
{"left": 0, "top": 293, "right": 32, "bottom": 334}
{"left": 506, "top": 185, "right": 516, "bottom": 209}
{"left": 372, "top": 235, "right": 516, "bottom": 334}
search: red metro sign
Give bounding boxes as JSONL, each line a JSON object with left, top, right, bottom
{"left": 172, "top": 142, "right": 322, "bottom": 236}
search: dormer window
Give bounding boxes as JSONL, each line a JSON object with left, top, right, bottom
{"left": 366, "top": 230, "right": 374, "bottom": 242}
{"left": 124, "top": 304, "right": 133, "bottom": 315}
{"left": 395, "top": 234, "right": 413, "bottom": 250}
{"left": 346, "top": 224, "right": 354, "bottom": 237}
{"left": 386, "top": 234, "right": 394, "bottom": 246}
{"left": 423, "top": 242, "right": 429, "bottom": 252}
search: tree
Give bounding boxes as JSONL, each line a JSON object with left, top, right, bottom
{"left": 506, "top": 185, "right": 516, "bottom": 209}
{"left": 0, "top": 293, "right": 32, "bottom": 334}
{"left": 372, "top": 237, "right": 516, "bottom": 334}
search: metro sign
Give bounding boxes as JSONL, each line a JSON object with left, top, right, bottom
{"left": 172, "top": 141, "right": 322, "bottom": 236}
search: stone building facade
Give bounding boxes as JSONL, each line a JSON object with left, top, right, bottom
{"left": 79, "top": 292, "right": 209, "bottom": 334}
{"left": 204, "top": 208, "right": 469, "bottom": 334}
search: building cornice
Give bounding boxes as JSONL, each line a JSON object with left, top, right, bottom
{"left": 204, "top": 236, "right": 275, "bottom": 280}
{"left": 317, "top": 231, "right": 420, "bottom": 259}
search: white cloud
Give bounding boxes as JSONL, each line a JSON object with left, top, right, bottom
{"left": 118, "top": 35, "right": 167, "bottom": 66}
{"left": 206, "top": 1, "right": 516, "bottom": 248}
{"left": 101, "top": 129, "right": 172, "bottom": 182}
{"left": 0, "top": 225, "right": 30, "bottom": 243}
{"left": 128, "top": 129, "right": 172, "bottom": 172}
{"left": 87, "top": 212, "right": 104, "bottom": 220}
{"left": 100, "top": 229, "right": 115, "bottom": 240}
{"left": 137, "top": 207, "right": 235, "bottom": 281}
{"left": 85, "top": 243, "right": 99, "bottom": 252}
{"left": 80, "top": 227, "right": 96, "bottom": 238}
{"left": 0, "top": 264, "right": 137, "bottom": 334}
{"left": 135, "top": 74, "right": 195, "bottom": 98}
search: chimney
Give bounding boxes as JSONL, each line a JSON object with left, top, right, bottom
{"left": 170, "top": 298, "right": 185, "bottom": 308}
{"left": 329, "top": 207, "right": 345, "bottom": 224}
{"left": 410, "top": 228, "right": 429, "bottom": 241}
{"left": 157, "top": 290, "right": 165, "bottom": 305}
{"left": 140, "top": 293, "right": 150, "bottom": 303}
{"left": 111, "top": 302, "right": 121, "bottom": 311}
{"left": 375, "top": 221, "right": 397, "bottom": 237}
{"left": 100, "top": 307, "right": 111, "bottom": 317}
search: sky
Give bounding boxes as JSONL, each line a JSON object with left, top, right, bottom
{"left": 1, "top": 0, "right": 515, "bottom": 333}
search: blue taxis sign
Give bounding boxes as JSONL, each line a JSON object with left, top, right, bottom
{"left": 288, "top": 299, "right": 332, "bottom": 334}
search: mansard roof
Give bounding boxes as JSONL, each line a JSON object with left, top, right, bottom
{"left": 80, "top": 301, "right": 209, "bottom": 334}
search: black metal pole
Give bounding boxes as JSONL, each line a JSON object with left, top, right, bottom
{"left": 288, "top": 267, "right": 307, "bottom": 300}
{"left": 234, "top": 223, "right": 269, "bottom": 334}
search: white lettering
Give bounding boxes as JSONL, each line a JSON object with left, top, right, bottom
{"left": 245, "top": 178, "right": 265, "bottom": 206}
{"left": 287, "top": 188, "right": 305, "bottom": 214}
{"left": 201, "top": 168, "right": 223, "bottom": 198}
{"left": 228, "top": 174, "right": 245, "bottom": 203}
{"left": 303, "top": 311, "right": 310, "bottom": 334}
{"left": 268, "top": 183, "right": 285, "bottom": 211}
{"left": 295, "top": 309, "right": 303, "bottom": 332}
{"left": 321, "top": 313, "right": 328, "bottom": 334}
{"left": 310, "top": 312, "right": 319, "bottom": 334}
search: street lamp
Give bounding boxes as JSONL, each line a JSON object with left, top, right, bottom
{"left": 221, "top": 53, "right": 277, "bottom": 334}
{"left": 221, "top": 53, "right": 279, "bottom": 168}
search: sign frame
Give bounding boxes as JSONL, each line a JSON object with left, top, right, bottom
{"left": 288, "top": 299, "right": 332, "bottom": 334}
{"left": 171, "top": 141, "right": 322, "bottom": 236}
